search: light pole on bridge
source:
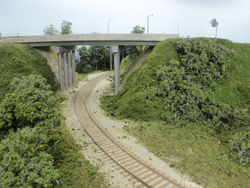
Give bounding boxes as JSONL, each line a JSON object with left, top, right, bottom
{"left": 108, "top": 19, "right": 114, "bottom": 70}
{"left": 107, "top": 19, "right": 114, "bottom": 34}
{"left": 174, "top": 22, "right": 180, "bottom": 35}
{"left": 147, "top": 14, "right": 154, "bottom": 34}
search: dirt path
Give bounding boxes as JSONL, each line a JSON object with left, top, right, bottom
{"left": 63, "top": 72, "right": 201, "bottom": 188}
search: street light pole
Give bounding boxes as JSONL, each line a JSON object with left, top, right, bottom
{"left": 108, "top": 19, "right": 113, "bottom": 70}
{"left": 147, "top": 14, "right": 153, "bottom": 34}
{"left": 175, "top": 22, "right": 179, "bottom": 35}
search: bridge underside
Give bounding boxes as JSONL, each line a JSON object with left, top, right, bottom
{"left": 1, "top": 34, "right": 179, "bottom": 94}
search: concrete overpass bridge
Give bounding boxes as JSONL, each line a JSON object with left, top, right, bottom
{"left": 1, "top": 34, "right": 179, "bottom": 94}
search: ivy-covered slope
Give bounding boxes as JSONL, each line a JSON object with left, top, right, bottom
{"left": 0, "top": 43, "right": 59, "bottom": 101}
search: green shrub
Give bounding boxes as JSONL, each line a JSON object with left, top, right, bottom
{"left": 230, "top": 131, "right": 250, "bottom": 166}
{"left": 0, "top": 74, "right": 64, "bottom": 140}
{"left": 176, "top": 38, "right": 233, "bottom": 89}
{"left": 0, "top": 74, "right": 64, "bottom": 187}
{"left": 0, "top": 127, "right": 59, "bottom": 187}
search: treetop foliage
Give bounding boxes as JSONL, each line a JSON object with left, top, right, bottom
{"left": 43, "top": 20, "right": 72, "bottom": 35}
{"left": 76, "top": 46, "right": 109, "bottom": 73}
{"left": 44, "top": 24, "right": 59, "bottom": 35}
{"left": 131, "top": 25, "right": 145, "bottom": 34}
{"left": 61, "top": 20, "right": 72, "bottom": 35}
{"left": 126, "top": 25, "right": 146, "bottom": 60}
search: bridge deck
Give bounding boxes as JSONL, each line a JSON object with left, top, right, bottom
{"left": 1, "top": 34, "right": 179, "bottom": 46}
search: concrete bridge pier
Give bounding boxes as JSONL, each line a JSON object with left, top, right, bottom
{"left": 72, "top": 50, "right": 76, "bottom": 84}
{"left": 63, "top": 52, "right": 68, "bottom": 91}
{"left": 55, "top": 46, "right": 76, "bottom": 92}
{"left": 57, "top": 53, "right": 64, "bottom": 92}
{"left": 68, "top": 51, "right": 72, "bottom": 88}
{"left": 112, "top": 46, "right": 120, "bottom": 95}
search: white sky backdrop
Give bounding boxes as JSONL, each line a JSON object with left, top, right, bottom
{"left": 1, "top": 0, "right": 250, "bottom": 42}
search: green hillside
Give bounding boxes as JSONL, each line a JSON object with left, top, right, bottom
{"left": 0, "top": 43, "right": 59, "bottom": 101}
{"left": 103, "top": 38, "right": 249, "bottom": 120}
{"left": 101, "top": 38, "right": 250, "bottom": 187}
{"left": 0, "top": 44, "right": 107, "bottom": 187}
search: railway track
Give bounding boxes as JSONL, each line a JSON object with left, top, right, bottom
{"left": 74, "top": 73, "right": 183, "bottom": 188}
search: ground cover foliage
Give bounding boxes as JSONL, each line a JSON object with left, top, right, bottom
{"left": 101, "top": 38, "right": 250, "bottom": 186}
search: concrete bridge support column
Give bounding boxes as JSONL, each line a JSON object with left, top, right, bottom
{"left": 68, "top": 51, "right": 72, "bottom": 88}
{"left": 55, "top": 46, "right": 76, "bottom": 92}
{"left": 110, "top": 46, "right": 113, "bottom": 70}
{"left": 72, "top": 50, "right": 76, "bottom": 84}
{"left": 63, "top": 52, "right": 69, "bottom": 91}
{"left": 57, "top": 53, "right": 64, "bottom": 92}
{"left": 113, "top": 46, "right": 120, "bottom": 95}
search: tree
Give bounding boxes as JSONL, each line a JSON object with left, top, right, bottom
{"left": 126, "top": 25, "right": 145, "bottom": 59}
{"left": 61, "top": 20, "right": 72, "bottom": 34}
{"left": 76, "top": 46, "right": 91, "bottom": 73}
{"left": 76, "top": 46, "right": 109, "bottom": 74}
{"left": 131, "top": 25, "right": 145, "bottom": 34}
{"left": 89, "top": 46, "right": 109, "bottom": 71}
{"left": 44, "top": 24, "right": 59, "bottom": 35}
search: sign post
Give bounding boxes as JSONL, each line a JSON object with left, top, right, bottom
{"left": 210, "top": 18, "right": 219, "bottom": 38}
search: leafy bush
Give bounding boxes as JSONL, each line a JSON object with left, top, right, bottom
{"left": 153, "top": 39, "right": 249, "bottom": 133}
{"left": 0, "top": 127, "right": 59, "bottom": 187}
{"left": 176, "top": 38, "right": 233, "bottom": 89}
{"left": 0, "top": 74, "right": 64, "bottom": 187}
{"left": 0, "top": 74, "right": 63, "bottom": 140}
{"left": 230, "top": 131, "right": 250, "bottom": 166}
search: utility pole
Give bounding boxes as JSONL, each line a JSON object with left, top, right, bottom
{"left": 108, "top": 19, "right": 113, "bottom": 70}
{"left": 147, "top": 14, "right": 153, "bottom": 34}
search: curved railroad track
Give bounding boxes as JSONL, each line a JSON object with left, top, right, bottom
{"left": 74, "top": 73, "right": 183, "bottom": 188}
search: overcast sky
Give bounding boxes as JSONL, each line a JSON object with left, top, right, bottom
{"left": 1, "top": 0, "right": 249, "bottom": 42}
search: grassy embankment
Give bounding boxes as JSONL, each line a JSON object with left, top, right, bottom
{"left": 0, "top": 43, "right": 107, "bottom": 187}
{"left": 101, "top": 38, "right": 250, "bottom": 187}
